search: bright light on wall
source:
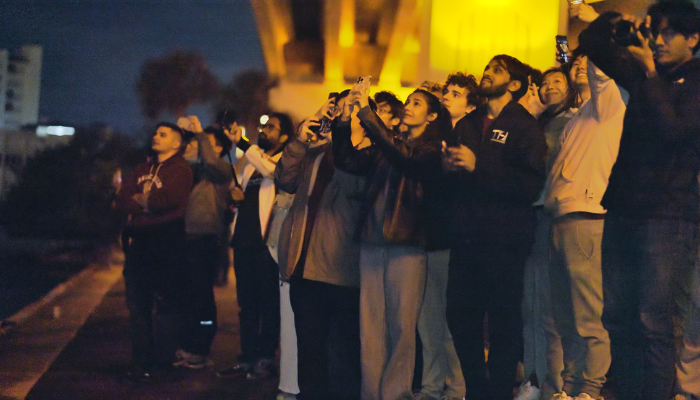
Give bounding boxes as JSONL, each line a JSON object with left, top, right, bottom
{"left": 339, "top": 0, "right": 355, "bottom": 47}
{"left": 430, "top": 0, "right": 559, "bottom": 77}
{"left": 36, "top": 126, "right": 75, "bottom": 137}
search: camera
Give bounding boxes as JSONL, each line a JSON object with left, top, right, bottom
{"left": 612, "top": 19, "right": 653, "bottom": 48}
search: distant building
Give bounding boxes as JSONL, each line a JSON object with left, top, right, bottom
{"left": 0, "top": 45, "right": 42, "bottom": 130}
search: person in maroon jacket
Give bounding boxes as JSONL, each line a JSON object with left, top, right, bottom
{"left": 118, "top": 122, "right": 193, "bottom": 380}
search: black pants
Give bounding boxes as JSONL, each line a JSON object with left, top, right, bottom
{"left": 123, "top": 219, "right": 187, "bottom": 369}
{"left": 180, "top": 234, "right": 220, "bottom": 356}
{"left": 232, "top": 245, "right": 280, "bottom": 363}
{"left": 601, "top": 215, "right": 698, "bottom": 400}
{"left": 446, "top": 239, "right": 531, "bottom": 400}
{"left": 290, "top": 276, "right": 361, "bottom": 400}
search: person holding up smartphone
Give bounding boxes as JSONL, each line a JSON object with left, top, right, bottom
{"left": 334, "top": 79, "right": 446, "bottom": 400}
{"left": 275, "top": 90, "right": 374, "bottom": 400}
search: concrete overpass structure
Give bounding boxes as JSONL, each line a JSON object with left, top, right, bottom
{"left": 250, "top": 0, "right": 659, "bottom": 120}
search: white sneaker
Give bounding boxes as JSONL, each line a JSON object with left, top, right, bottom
{"left": 276, "top": 391, "right": 297, "bottom": 400}
{"left": 514, "top": 381, "right": 541, "bottom": 400}
{"left": 673, "top": 395, "right": 693, "bottom": 400}
{"left": 552, "top": 392, "right": 575, "bottom": 400}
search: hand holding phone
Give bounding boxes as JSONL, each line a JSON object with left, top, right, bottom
{"left": 297, "top": 117, "right": 321, "bottom": 143}
{"left": 352, "top": 76, "right": 372, "bottom": 96}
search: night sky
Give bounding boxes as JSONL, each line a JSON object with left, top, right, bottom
{"left": 0, "top": 0, "right": 265, "bottom": 134}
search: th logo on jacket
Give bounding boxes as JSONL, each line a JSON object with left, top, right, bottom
{"left": 490, "top": 129, "right": 509, "bottom": 144}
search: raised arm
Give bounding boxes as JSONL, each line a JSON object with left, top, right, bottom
{"left": 357, "top": 106, "right": 441, "bottom": 180}
{"left": 578, "top": 12, "right": 647, "bottom": 92}
{"left": 195, "top": 131, "right": 233, "bottom": 184}
{"left": 331, "top": 116, "right": 380, "bottom": 176}
{"left": 588, "top": 61, "right": 626, "bottom": 123}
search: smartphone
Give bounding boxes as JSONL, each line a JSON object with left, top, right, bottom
{"left": 310, "top": 92, "right": 339, "bottom": 136}
{"left": 556, "top": 35, "right": 571, "bottom": 64}
{"left": 318, "top": 92, "right": 339, "bottom": 136}
{"left": 353, "top": 76, "right": 372, "bottom": 95}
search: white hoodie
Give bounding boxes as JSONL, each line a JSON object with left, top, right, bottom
{"left": 543, "top": 62, "right": 625, "bottom": 218}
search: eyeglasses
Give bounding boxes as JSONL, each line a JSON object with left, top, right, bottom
{"left": 653, "top": 27, "right": 679, "bottom": 43}
{"left": 260, "top": 123, "right": 280, "bottom": 132}
{"left": 376, "top": 107, "right": 392, "bottom": 116}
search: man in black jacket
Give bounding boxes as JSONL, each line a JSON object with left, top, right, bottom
{"left": 578, "top": 3, "right": 700, "bottom": 400}
{"left": 444, "top": 54, "right": 547, "bottom": 400}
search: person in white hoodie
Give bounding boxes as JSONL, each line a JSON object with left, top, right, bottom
{"left": 218, "top": 112, "right": 291, "bottom": 379}
{"left": 543, "top": 46, "right": 625, "bottom": 399}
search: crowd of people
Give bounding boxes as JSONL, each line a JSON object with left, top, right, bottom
{"left": 116, "top": 2, "right": 700, "bottom": 400}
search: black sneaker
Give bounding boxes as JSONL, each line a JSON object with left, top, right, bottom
{"left": 216, "top": 363, "right": 251, "bottom": 379}
{"left": 251, "top": 358, "right": 277, "bottom": 379}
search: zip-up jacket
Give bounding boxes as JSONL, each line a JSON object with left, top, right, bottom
{"left": 453, "top": 101, "right": 547, "bottom": 244}
{"left": 333, "top": 106, "right": 441, "bottom": 247}
{"left": 579, "top": 12, "right": 700, "bottom": 222}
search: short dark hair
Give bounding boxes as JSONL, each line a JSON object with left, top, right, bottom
{"left": 528, "top": 65, "right": 543, "bottom": 87}
{"left": 649, "top": 1, "right": 700, "bottom": 54}
{"left": 336, "top": 89, "right": 351, "bottom": 103}
{"left": 203, "top": 126, "right": 232, "bottom": 157}
{"left": 491, "top": 54, "right": 530, "bottom": 101}
{"left": 154, "top": 122, "right": 188, "bottom": 151}
{"left": 374, "top": 91, "right": 404, "bottom": 119}
{"left": 540, "top": 66, "right": 572, "bottom": 92}
{"left": 268, "top": 112, "right": 294, "bottom": 139}
{"left": 444, "top": 71, "right": 481, "bottom": 107}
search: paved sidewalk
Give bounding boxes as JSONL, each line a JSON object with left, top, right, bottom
{"left": 0, "top": 248, "right": 279, "bottom": 400}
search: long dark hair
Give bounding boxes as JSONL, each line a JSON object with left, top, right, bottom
{"left": 407, "top": 89, "right": 443, "bottom": 144}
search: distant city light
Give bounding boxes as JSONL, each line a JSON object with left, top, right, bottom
{"left": 259, "top": 115, "right": 269, "bottom": 125}
{"left": 36, "top": 125, "right": 75, "bottom": 137}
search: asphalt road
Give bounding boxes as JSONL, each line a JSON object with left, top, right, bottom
{"left": 0, "top": 247, "right": 279, "bottom": 400}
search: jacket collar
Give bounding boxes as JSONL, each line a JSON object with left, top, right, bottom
{"left": 663, "top": 57, "right": 700, "bottom": 82}
{"left": 473, "top": 100, "right": 529, "bottom": 124}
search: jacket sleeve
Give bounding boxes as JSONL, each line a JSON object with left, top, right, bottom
{"left": 196, "top": 131, "right": 233, "bottom": 184}
{"left": 636, "top": 69, "right": 700, "bottom": 144}
{"left": 578, "top": 12, "right": 646, "bottom": 93}
{"left": 357, "top": 106, "right": 441, "bottom": 180}
{"left": 474, "top": 119, "right": 547, "bottom": 203}
{"left": 146, "top": 161, "right": 193, "bottom": 214}
{"left": 588, "top": 61, "right": 626, "bottom": 123}
{"left": 244, "top": 145, "right": 279, "bottom": 178}
{"left": 117, "top": 165, "right": 146, "bottom": 215}
{"left": 331, "top": 117, "right": 380, "bottom": 176}
{"left": 274, "top": 139, "right": 308, "bottom": 194}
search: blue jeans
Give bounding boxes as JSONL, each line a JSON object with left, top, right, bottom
{"left": 601, "top": 215, "right": 698, "bottom": 400}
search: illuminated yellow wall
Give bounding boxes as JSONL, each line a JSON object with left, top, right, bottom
{"left": 430, "top": 0, "right": 560, "bottom": 77}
